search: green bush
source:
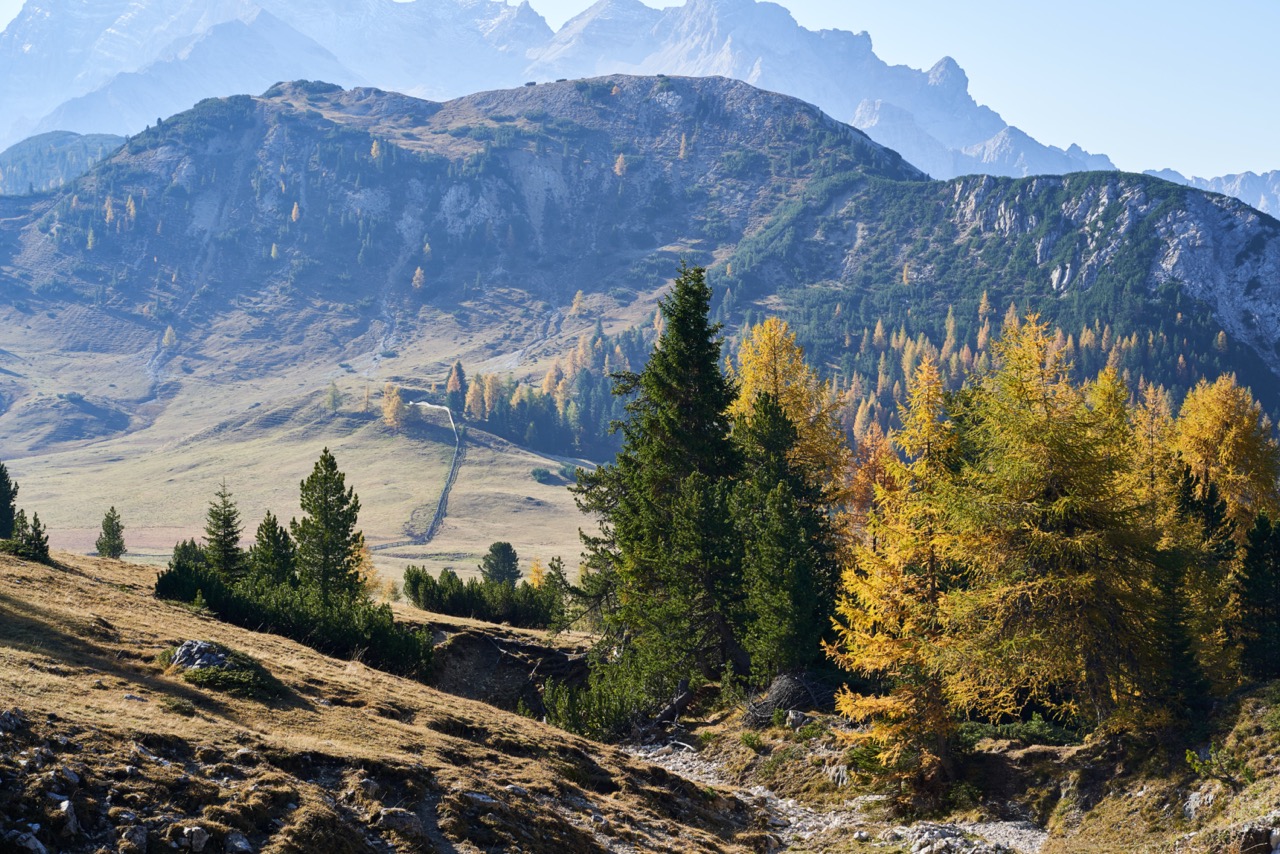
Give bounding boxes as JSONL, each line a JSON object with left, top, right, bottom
{"left": 403, "top": 565, "right": 564, "bottom": 629}
{"left": 179, "top": 649, "right": 280, "bottom": 701}
{"left": 541, "top": 675, "right": 646, "bottom": 741}
{"left": 956, "top": 712, "right": 1079, "bottom": 750}
{"left": 155, "top": 557, "right": 432, "bottom": 680}
{"left": 531, "top": 467, "right": 554, "bottom": 484}
{"left": 740, "top": 731, "right": 765, "bottom": 752}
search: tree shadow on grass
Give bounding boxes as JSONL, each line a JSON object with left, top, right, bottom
{"left": 0, "top": 586, "right": 311, "bottom": 722}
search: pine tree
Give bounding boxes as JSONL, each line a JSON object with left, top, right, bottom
{"left": 573, "top": 263, "right": 743, "bottom": 704}
{"left": 732, "top": 393, "right": 834, "bottom": 683}
{"left": 9, "top": 510, "right": 50, "bottom": 563}
{"left": 292, "top": 448, "right": 364, "bottom": 607}
{"left": 480, "top": 541, "right": 520, "bottom": 584}
{"left": 446, "top": 361, "right": 467, "bottom": 414}
{"left": 248, "top": 511, "right": 296, "bottom": 585}
{"left": 1237, "top": 514, "right": 1280, "bottom": 680}
{"left": 204, "top": 481, "right": 245, "bottom": 582}
{"left": 22, "top": 511, "right": 49, "bottom": 563}
{"left": 0, "top": 461, "right": 17, "bottom": 540}
{"left": 326, "top": 381, "right": 343, "bottom": 413}
{"left": 96, "top": 506, "right": 126, "bottom": 559}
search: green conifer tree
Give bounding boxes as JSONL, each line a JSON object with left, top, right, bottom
{"left": 203, "top": 481, "right": 245, "bottom": 582}
{"left": 95, "top": 506, "right": 126, "bottom": 559}
{"left": 479, "top": 541, "right": 520, "bottom": 584}
{"left": 733, "top": 393, "right": 834, "bottom": 683}
{"left": 248, "top": 511, "right": 296, "bottom": 585}
{"left": 1237, "top": 514, "right": 1280, "bottom": 680}
{"left": 291, "top": 448, "right": 364, "bottom": 607}
{"left": 10, "top": 510, "right": 50, "bottom": 563}
{"left": 573, "top": 263, "right": 744, "bottom": 707}
{"left": 446, "top": 361, "right": 468, "bottom": 414}
{"left": 0, "top": 461, "right": 17, "bottom": 540}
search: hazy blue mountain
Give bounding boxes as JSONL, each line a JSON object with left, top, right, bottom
{"left": 0, "top": 0, "right": 552, "bottom": 148}
{"left": 524, "top": 0, "right": 1109, "bottom": 180}
{"left": 0, "top": 130, "right": 123, "bottom": 195}
{"left": 35, "top": 9, "right": 361, "bottom": 138}
{"left": 0, "top": 0, "right": 262, "bottom": 143}
{"left": 1147, "top": 168, "right": 1280, "bottom": 218}
{"left": 1, "top": 0, "right": 1276, "bottom": 225}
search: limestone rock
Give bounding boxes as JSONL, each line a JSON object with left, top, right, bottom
{"left": 376, "top": 808, "right": 426, "bottom": 839}
{"left": 224, "top": 831, "right": 253, "bottom": 853}
{"left": 170, "top": 640, "right": 229, "bottom": 671}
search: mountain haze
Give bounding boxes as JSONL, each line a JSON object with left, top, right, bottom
{"left": 2, "top": 0, "right": 1273, "bottom": 215}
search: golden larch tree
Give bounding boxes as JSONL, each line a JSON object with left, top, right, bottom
{"left": 382, "top": 383, "right": 405, "bottom": 430}
{"left": 729, "top": 317, "right": 850, "bottom": 499}
{"left": 1174, "top": 373, "right": 1280, "bottom": 535}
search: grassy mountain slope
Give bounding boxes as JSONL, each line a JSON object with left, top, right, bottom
{"left": 0, "top": 551, "right": 767, "bottom": 852}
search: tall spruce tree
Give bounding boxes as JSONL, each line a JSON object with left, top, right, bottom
{"left": 292, "top": 448, "right": 364, "bottom": 607}
{"left": 204, "top": 481, "right": 245, "bottom": 582}
{"left": 446, "top": 361, "right": 468, "bottom": 414}
{"left": 573, "top": 263, "right": 742, "bottom": 706}
{"left": 1237, "top": 514, "right": 1280, "bottom": 680}
{"left": 96, "top": 506, "right": 126, "bottom": 559}
{"left": 733, "top": 393, "right": 835, "bottom": 683}
{"left": 0, "top": 461, "right": 17, "bottom": 540}
{"left": 248, "top": 511, "right": 296, "bottom": 585}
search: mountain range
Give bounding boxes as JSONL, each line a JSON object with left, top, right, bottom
{"left": 0, "top": 0, "right": 1274, "bottom": 215}
{"left": 0, "top": 72, "right": 1277, "bottom": 557}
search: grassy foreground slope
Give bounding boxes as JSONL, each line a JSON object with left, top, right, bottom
{"left": 0, "top": 552, "right": 763, "bottom": 852}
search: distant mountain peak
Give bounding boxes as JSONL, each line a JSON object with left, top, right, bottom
{"left": 926, "top": 56, "right": 967, "bottom": 90}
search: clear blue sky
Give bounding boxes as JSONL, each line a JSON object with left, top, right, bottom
{"left": 1, "top": 0, "right": 1274, "bottom": 178}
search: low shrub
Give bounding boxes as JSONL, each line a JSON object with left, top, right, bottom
{"left": 155, "top": 560, "right": 433, "bottom": 681}
{"left": 403, "top": 565, "right": 564, "bottom": 629}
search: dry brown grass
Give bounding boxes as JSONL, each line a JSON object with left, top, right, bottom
{"left": 0, "top": 552, "right": 766, "bottom": 853}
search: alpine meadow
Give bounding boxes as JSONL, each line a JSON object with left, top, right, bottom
{"left": 2, "top": 2, "right": 1280, "bottom": 852}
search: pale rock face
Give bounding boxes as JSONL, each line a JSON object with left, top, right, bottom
{"left": 1151, "top": 191, "right": 1280, "bottom": 375}
{"left": 946, "top": 171, "right": 1280, "bottom": 377}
